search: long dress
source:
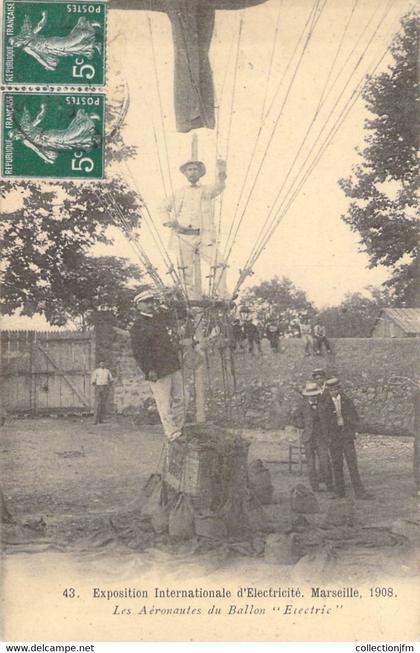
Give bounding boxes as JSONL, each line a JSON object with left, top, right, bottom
{"left": 110, "top": 0, "right": 268, "bottom": 132}
{"left": 12, "top": 14, "right": 101, "bottom": 71}
{"left": 15, "top": 105, "right": 101, "bottom": 164}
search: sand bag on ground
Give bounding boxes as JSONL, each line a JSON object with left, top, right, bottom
{"left": 142, "top": 476, "right": 169, "bottom": 534}
{"left": 291, "top": 484, "right": 319, "bottom": 514}
{"left": 194, "top": 511, "right": 228, "bottom": 540}
{"left": 323, "top": 499, "right": 355, "bottom": 527}
{"left": 291, "top": 544, "right": 337, "bottom": 582}
{"left": 264, "top": 532, "right": 300, "bottom": 565}
{"left": 248, "top": 459, "right": 273, "bottom": 505}
{"left": 169, "top": 493, "right": 195, "bottom": 542}
{"left": 245, "top": 492, "right": 273, "bottom": 532}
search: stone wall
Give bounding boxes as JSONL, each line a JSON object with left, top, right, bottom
{"left": 98, "top": 320, "right": 419, "bottom": 435}
{"left": 111, "top": 327, "right": 158, "bottom": 421}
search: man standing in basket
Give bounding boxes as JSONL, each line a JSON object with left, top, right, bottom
{"left": 320, "top": 377, "right": 373, "bottom": 499}
{"left": 159, "top": 158, "right": 227, "bottom": 299}
{"left": 130, "top": 288, "right": 187, "bottom": 442}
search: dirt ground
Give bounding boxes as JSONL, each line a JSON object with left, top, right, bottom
{"left": 1, "top": 416, "right": 418, "bottom": 557}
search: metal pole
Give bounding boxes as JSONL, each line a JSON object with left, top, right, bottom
{"left": 191, "top": 133, "right": 206, "bottom": 423}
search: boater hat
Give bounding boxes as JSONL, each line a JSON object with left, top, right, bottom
{"left": 134, "top": 288, "right": 155, "bottom": 304}
{"left": 302, "top": 382, "right": 322, "bottom": 397}
{"left": 180, "top": 160, "right": 207, "bottom": 177}
{"left": 325, "top": 377, "right": 340, "bottom": 388}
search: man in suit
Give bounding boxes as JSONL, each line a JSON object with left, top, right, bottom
{"left": 290, "top": 382, "right": 333, "bottom": 493}
{"left": 266, "top": 320, "right": 281, "bottom": 353}
{"left": 320, "top": 378, "right": 373, "bottom": 499}
{"left": 130, "top": 288, "right": 187, "bottom": 442}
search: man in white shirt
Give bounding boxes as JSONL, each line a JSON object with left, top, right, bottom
{"left": 159, "top": 158, "right": 227, "bottom": 299}
{"left": 91, "top": 361, "right": 113, "bottom": 425}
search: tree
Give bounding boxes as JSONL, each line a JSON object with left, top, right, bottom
{"left": 318, "top": 287, "right": 394, "bottom": 337}
{"left": 0, "top": 78, "right": 146, "bottom": 324}
{"left": 339, "top": 10, "right": 419, "bottom": 305}
{"left": 0, "top": 177, "right": 142, "bottom": 323}
{"left": 241, "top": 276, "right": 315, "bottom": 332}
{"left": 34, "top": 255, "right": 145, "bottom": 329}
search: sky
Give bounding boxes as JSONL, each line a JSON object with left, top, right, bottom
{"left": 1, "top": 0, "right": 412, "bottom": 330}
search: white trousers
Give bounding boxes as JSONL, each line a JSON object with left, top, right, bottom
{"left": 176, "top": 236, "right": 227, "bottom": 298}
{"left": 150, "top": 370, "right": 187, "bottom": 439}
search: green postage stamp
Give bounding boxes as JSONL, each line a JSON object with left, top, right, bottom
{"left": 2, "top": 91, "right": 105, "bottom": 178}
{"left": 2, "top": 0, "right": 106, "bottom": 85}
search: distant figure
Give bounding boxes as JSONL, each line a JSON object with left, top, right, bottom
{"left": 314, "top": 321, "right": 331, "bottom": 355}
{"left": 231, "top": 318, "right": 245, "bottom": 352}
{"left": 299, "top": 318, "right": 313, "bottom": 356}
{"left": 266, "top": 320, "right": 280, "bottom": 353}
{"left": 320, "top": 378, "right": 373, "bottom": 500}
{"left": 243, "top": 318, "right": 261, "bottom": 355}
{"left": 291, "top": 382, "right": 333, "bottom": 493}
{"left": 91, "top": 361, "right": 113, "bottom": 425}
{"left": 130, "top": 288, "right": 187, "bottom": 442}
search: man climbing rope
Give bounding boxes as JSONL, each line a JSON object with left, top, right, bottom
{"left": 130, "top": 288, "right": 187, "bottom": 442}
{"left": 160, "top": 158, "right": 228, "bottom": 299}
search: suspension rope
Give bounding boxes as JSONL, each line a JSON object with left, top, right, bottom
{"left": 103, "top": 191, "right": 166, "bottom": 290}
{"left": 209, "top": 2, "right": 284, "bottom": 298}
{"left": 238, "top": 0, "right": 362, "bottom": 280}
{"left": 242, "top": 0, "right": 395, "bottom": 277}
{"left": 94, "top": 189, "right": 165, "bottom": 291}
{"left": 218, "top": 0, "right": 319, "bottom": 274}
{"left": 120, "top": 159, "right": 187, "bottom": 294}
{"left": 234, "top": 24, "right": 397, "bottom": 295}
{"left": 208, "top": 9, "right": 245, "bottom": 297}
{"left": 147, "top": 9, "right": 177, "bottom": 207}
{"left": 214, "top": 0, "right": 328, "bottom": 296}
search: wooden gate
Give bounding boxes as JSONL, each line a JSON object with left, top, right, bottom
{"left": 0, "top": 330, "right": 95, "bottom": 414}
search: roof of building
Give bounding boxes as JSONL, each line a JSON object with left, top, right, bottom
{"left": 372, "top": 308, "right": 420, "bottom": 335}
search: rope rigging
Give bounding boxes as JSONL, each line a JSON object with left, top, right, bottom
{"left": 103, "top": 0, "right": 405, "bottom": 397}
{"left": 213, "top": 0, "right": 328, "bottom": 296}
{"left": 233, "top": 4, "right": 398, "bottom": 295}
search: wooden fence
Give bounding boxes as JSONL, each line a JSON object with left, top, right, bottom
{"left": 0, "top": 330, "right": 95, "bottom": 414}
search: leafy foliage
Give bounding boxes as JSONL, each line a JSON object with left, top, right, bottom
{"left": 339, "top": 11, "right": 419, "bottom": 305}
{"left": 0, "top": 75, "right": 148, "bottom": 327}
{"left": 1, "top": 177, "right": 142, "bottom": 324}
{"left": 241, "top": 276, "right": 315, "bottom": 332}
{"left": 317, "top": 288, "right": 394, "bottom": 337}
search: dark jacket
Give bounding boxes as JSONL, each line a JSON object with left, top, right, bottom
{"left": 319, "top": 392, "right": 359, "bottom": 441}
{"left": 130, "top": 312, "right": 181, "bottom": 381}
{"left": 290, "top": 398, "right": 323, "bottom": 444}
{"left": 243, "top": 320, "right": 258, "bottom": 339}
{"left": 266, "top": 324, "right": 280, "bottom": 339}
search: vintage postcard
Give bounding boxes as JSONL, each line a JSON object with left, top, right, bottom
{"left": 2, "top": 0, "right": 106, "bottom": 85}
{"left": 0, "top": 0, "right": 419, "bottom": 647}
